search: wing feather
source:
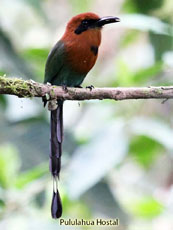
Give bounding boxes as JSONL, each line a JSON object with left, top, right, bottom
{"left": 44, "top": 40, "right": 65, "bottom": 84}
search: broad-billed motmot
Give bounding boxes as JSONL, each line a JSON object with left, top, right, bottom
{"left": 44, "top": 12, "right": 120, "bottom": 219}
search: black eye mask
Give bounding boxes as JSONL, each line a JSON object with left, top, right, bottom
{"left": 75, "top": 19, "right": 99, "bottom": 35}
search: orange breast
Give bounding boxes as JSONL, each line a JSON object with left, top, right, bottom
{"left": 62, "top": 29, "right": 101, "bottom": 74}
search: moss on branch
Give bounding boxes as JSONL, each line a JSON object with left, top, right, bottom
{"left": 1, "top": 76, "right": 173, "bottom": 102}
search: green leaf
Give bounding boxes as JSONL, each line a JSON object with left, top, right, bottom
{"left": 0, "top": 145, "right": 20, "bottom": 188}
{"left": 21, "top": 48, "right": 49, "bottom": 80}
{"left": 0, "top": 70, "right": 6, "bottom": 76}
{"left": 150, "top": 33, "right": 173, "bottom": 61}
{"left": 129, "top": 135, "right": 163, "bottom": 168}
{"left": 15, "top": 163, "right": 47, "bottom": 189}
{"left": 128, "top": 196, "right": 164, "bottom": 219}
{"left": 120, "top": 30, "right": 140, "bottom": 48}
{"left": 123, "top": 0, "right": 164, "bottom": 14}
{"left": 62, "top": 195, "right": 91, "bottom": 219}
{"left": 0, "top": 95, "right": 7, "bottom": 108}
{"left": 22, "top": 48, "right": 49, "bottom": 62}
{"left": 116, "top": 60, "right": 163, "bottom": 86}
{"left": 68, "top": 0, "right": 92, "bottom": 13}
{"left": 115, "top": 60, "right": 133, "bottom": 86}
{"left": 0, "top": 199, "right": 5, "bottom": 208}
{"left": 122, "top": 0, "right": 137, "bottom": 13}
{"left": 132, "top": 61, "right": 163, "bottom": 84}
{"left": 130, "top": 117, "right": 173, "bottom": 151}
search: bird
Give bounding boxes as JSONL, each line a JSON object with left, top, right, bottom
{"left": 44, "top": 12, "right": 120, "bottom": 219}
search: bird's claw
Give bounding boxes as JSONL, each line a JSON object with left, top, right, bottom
{"left": 48, "top": 100, "right": 58, "bottom": 111}
{"left": 62, "top": 85, "right": 68, "bottom": 93}
{"left": 42, "top": 94, "right": 50, "bottom": 107}
{"left": 86, "top": 85, "right": 94, "bottom": 91}
{"left": 75, "top": 85, "right": 83, "bottom": 88}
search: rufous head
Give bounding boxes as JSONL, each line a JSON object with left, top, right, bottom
{"left": 65, "top": 12, "right": 120, "bottom": 35}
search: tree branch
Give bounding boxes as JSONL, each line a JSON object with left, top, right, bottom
{"left": 0, "top": 76, "right": 173, "bottom": 102}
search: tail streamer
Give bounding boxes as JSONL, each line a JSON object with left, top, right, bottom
{"left": 50, "top": 100, "right": 63, "bottom": 218}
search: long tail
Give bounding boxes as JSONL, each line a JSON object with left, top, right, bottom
{"left": 50, "top": 100, "right": 63, "bottom": 218}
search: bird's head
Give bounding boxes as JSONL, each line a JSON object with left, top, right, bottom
{"left": 65, "top": 12, "right": 120, "bottom": 35}
{"left": 61, "top": 12, "right": 120, "bottom": 74}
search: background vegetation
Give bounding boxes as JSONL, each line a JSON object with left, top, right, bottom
{"left": 0, "top": 0, "right": 173, "bottom": 229}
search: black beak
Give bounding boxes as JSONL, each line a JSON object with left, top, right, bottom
{"left": 96, "top": 16, "right": 120, "bottom": 27}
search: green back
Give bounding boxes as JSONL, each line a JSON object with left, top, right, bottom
{"left": 44, "top": 40, "right": 86, "bottom": 87}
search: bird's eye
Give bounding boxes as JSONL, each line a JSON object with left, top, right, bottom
{"left": 82, "top": 20, "right": 88, "bottom": 25}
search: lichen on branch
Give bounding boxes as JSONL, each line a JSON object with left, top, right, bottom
{"left": 1, "top": 76, "right": 173, "bottom": 102}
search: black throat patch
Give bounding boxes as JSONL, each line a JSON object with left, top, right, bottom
{"left": 90, "top": 46, "right": 98, "bottom": 56}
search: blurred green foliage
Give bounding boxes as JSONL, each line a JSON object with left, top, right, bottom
{"left": 120, "top": 30, "right": 140, "bottom": 48}
{"left": 22, "top": 48, "right": 49, "bottom": 80}
{"left": 116, "top": 60, "right": 163, "bottom": 86}
{"left": 15, "top": 163, "right": 47, "bottom": 189}
{"left": 0, "top": 145, "right": 20, "bottom": 188}
{"left": 123, "top": 0, "right": 164, "bottom": 14}
{"left": 0, "top": 95, "right": 7, "bottom": 108}
{"left": 150, "top": 33, "right": 173, "bottom": 61}
{"left": 129, "top": 135, "right": 163, "bottom": 168}
{"left": 68, "top": 0, "right": 92, "bottom": 13}
{"left": 128, "top": 196, "right": 164, "bottom": 218}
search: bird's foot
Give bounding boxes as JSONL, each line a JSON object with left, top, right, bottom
{"left": 62, "top": 84, "right": 68, "bottom": 93}
{"left": 86, "top": 85, "right": 94, "bottom": 91}
{"left": 75, "top": 85, "right": 83, "bottom": 88}
{"left": 48, "top": 100, "right": 58, "bottom": 111}
{"left": 42, "top": 94, "right": 50, "bottom": 107}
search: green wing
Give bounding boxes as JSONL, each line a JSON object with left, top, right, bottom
{"left": 44, "top": 40, "right": 65, "bottom": 84}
